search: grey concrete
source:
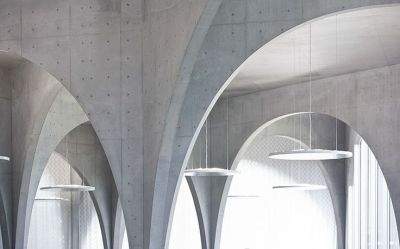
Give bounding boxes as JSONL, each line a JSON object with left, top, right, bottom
{"left": 225, "top": 6, "right": 400, "bottom": 96}
{"left": 156, "top": 3, "right": 400, "bottom": 248}
{"left": 181, "top": 62, "right": 400, "bottom": 248}
{"left": 0, "top": 68, "right": 12, "bottom": 249}
{"left": 113, "top": 200, "right": 126, "bottom": 249}
{"left": 185, "top": 176, "right": 226, "bottom": 249}
{"left": 0, "top": 1, "right": 400, "bottom": 249}
{"left": 10, "top": 62, "right": 88, "bottom": 249}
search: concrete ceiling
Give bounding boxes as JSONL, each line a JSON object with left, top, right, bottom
{"left": 226, "top": 5, "right": 400, "bottom": 96}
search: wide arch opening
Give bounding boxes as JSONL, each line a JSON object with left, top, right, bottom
{"left": 168, "top": 4, "right": 400, "bottom": 248}
{"left": 216, "top": 113, "right": 399, "bottom": 249}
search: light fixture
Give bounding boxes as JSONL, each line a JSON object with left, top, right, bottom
{"left": 34, "top": 197, "right": 69, "bottom": 201}
{"left": 40, "top": 135, "right": 95, "bottom": 192}
{"left": 185, "top": 167, "right": 239, "bottom": 176}
{"left": 227, "top": 195, "right": 259, "bottom": 198}
{"left": 0, "top": 156, "right": 10, "bottom": 161}
{"left": 268, "top": 21, "right": 352, "bottom": 161}
{"left": 272, "top": 184, "right": 327, "bottom": 191}
{"left": 185, "top": 99, "right": 239, "bottom": 177}
{"left": 41, "top": 184, "right": 95, "bottom": 192}
{"left": 269, "top": 149, "right": 352, "bottom": 160}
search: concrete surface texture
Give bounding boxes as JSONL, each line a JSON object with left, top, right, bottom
{"left": 0, "top": 1, "right": 399, "bottom": 249}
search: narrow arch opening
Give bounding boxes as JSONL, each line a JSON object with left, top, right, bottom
{"left": 28, "top": 152, "right": 104, "bottom": 249}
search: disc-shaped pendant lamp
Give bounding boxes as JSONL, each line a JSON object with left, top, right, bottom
{"left": 269, "top": 149, "right": 352, "bottom": 160}
{"left": 272, "top": 184, "right": 327, "bottom": 191}
{"left": 184, "top": 98, "right": 239, "bottom": 177}
{"left": 227, "top": 195, "right": 260, "bottom": 198}
{"left": 34, "top": 197, "right": 69, "bottom": 201}
{"left": 268, "top": 20, "right": 352, "bottom": 161}
{"left": 41, "top": 184, "right": 95, "bottom": 192}
{"left": 185, "top": 167, "right": 239, "bottom": 177}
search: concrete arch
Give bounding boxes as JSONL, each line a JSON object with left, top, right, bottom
{"left": 113, "top": 200, "right": 125, "bottom": 249}
{"left": 0, "top": 51, "right": 123, "bottom": 249}
{"left": 53, "top": 123, "right": 119, "bottom": 249}
{"left": 0, "top": 190, "right": 9, "bottom": 249}
{"left": 158, "top": 2, "right": 400, "bottom": 248}
{"left": 185, "top": 112, "right": 347, "bottom": 249}
{"left": 42, "top": 151, "right": 111, "bottom": 249}
{"left": 5, "top": 55, "right": 88, "bottom": 249}
{"left": 213, "top": 114, "right": 348, "bottom": 249}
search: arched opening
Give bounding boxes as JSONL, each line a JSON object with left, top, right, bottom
{"left": 25, "top": 123, "right": 132, "bottom": 249}
{"left": 0, "top": 51, "right": 131, "bottom": 249}
{"left": 217, "top": 113, "right": 399, "bottom": 249}
{"left": 167, "top": 4, "right": 400, "bottom": 249}
{"left": 28, "top": 152, "right": 104, "bottom": 249}
{"left": 221, "top": 135, "right": 336, "bottom": 249}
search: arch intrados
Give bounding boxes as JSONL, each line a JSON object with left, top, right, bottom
{"left": 181, "top": 3, "right": 400, "bottom": 178}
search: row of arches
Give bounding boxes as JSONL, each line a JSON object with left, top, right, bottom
{"left": 0, "top": 2, "right": 399, "bottom": 249}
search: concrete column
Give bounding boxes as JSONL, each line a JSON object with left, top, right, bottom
{"left": 0, "top": 69, "right": 12, "bottom": 249}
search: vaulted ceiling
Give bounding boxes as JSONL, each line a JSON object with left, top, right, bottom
{"left": 226, "top": 5, "right": 400, "bottom": 96}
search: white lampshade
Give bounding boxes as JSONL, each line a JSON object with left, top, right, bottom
{"left": 269, "top": 149, "right": 352, "bottom": 160}
{"left": 184, "top": 167, "right": 239, "bottom": 177}
{"left": 35, "top": 197, "right": 69, "bottom": 201}
{"left": 40, "top": 184, "right": 95, "bottom": 192}
{"left": 272, "top": 184, "right": 327, "bottom": 191}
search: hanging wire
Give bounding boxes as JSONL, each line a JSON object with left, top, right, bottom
{"left": 205, "top": 119, "right": 208, "bottom": 169}
{"left": 308, "top": 23, "right": 312, "bottom": 150}
{"left": 335, "top": 15, "right": 338, "bottom": 151}
{"left": 226, "top": 98, "right": 229, "bottom": 170}
{"left": 199, "top": 125, "right": 202, "bottom": 169}
{"left": 82, "top": 141, "right": 85, "bottom": 186}
{"left": 292, "top": 34, "right": 297, "bottom": 150}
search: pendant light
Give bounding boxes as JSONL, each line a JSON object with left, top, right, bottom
{"left": 34, "top": 197, "right": 69, "bottom": 201}
{"left": 41, "top": 134, "right": 95, "bottom": 192}
{"left": 0, "top": 156, "right": 10, "bottom": 161}
{"left": 227, "top": 195, "right": 260, "bottom": 198}
{"left": 272, "top": 184, "right": 327, "bottom": 191}
{"left": 269, "top": 20, "right": 352, "bottom": 161}
{"left": 185, "top": 98, "right": 239, "bottom": 177}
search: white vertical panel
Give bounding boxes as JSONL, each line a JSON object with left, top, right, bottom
{"left": 349, "top": 140, "right": 399, "bottom": 249}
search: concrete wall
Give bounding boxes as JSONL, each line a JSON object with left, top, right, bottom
{"left": 1, "top": 1, "right": 400, "bottom": 249}
{"left": 10, "top": 62, "right": 66, "bottom": 249}
{"left": 156, "top": 2, "right": 400, "bottom": 248}
{"left": 179, "top": 62, "right": 400, "bottom": 248}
